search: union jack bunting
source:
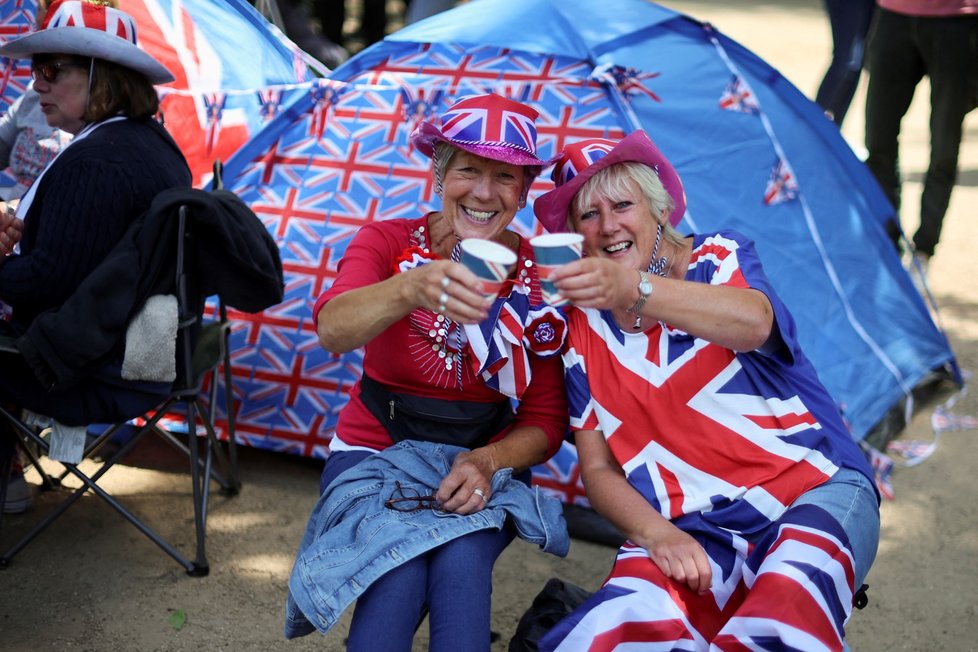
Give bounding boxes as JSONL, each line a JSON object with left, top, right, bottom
{"left": 862, "top": 443, "right": 895, "bottom": 501}
{"left": 257, "top": 87, "right": 283, "bottom": 121}
{"left": 202, "top": 92, "right": 227, "bottom": 155}
{"left": 764, "top": 156, "right": 799, "bottom": 205}
{"left": 592, "top": 63, "right": 661, "bottom": 102}
{"left": 931, "top": 404, "right": 978, "bottom": 433}
{"left": 719, "top": 73, "right": 760, "bottom": 115}
{"left": 886, "top": 438, "right": 938, "bottom": 466}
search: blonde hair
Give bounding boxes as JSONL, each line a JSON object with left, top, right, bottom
{"left": 571, "top": 162, "right": 685, "bottom": 246}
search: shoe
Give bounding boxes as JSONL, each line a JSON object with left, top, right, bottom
{"left": 3, "top": 472, "right": 32, "bottom": 514}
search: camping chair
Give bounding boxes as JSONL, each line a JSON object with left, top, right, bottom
{"left": 0, "top": 177, "right": 247, "bottom": 576}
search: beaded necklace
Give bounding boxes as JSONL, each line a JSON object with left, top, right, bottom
{"left": 412, "top": 222, "right": 465, "bottom": 387}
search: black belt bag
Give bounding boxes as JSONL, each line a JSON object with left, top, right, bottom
{"left": 358, "top": 373, "right": 514, "bottom": 449}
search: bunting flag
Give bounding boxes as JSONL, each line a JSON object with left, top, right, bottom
{"left": 862, "top": 443, "right": 895, "bottom": 501}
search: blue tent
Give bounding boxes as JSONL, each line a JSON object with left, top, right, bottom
{"left": 217, "top": 0, "right": 960, "bottom": 474}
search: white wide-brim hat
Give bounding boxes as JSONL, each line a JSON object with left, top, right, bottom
{"left": 0, "top": 0, "right": 174, "bottom": 85}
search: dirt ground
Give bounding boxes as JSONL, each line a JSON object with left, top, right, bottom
{"left": 2, "top": 1, "right": 977, "bottom": 650}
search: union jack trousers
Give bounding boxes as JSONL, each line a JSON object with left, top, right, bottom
{"left": 539, "top": 503, "right": 856, "bottom": 652}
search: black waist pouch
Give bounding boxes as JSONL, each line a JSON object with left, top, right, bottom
{"left": 358, "top": 373, "right": 514, "bottom": 449}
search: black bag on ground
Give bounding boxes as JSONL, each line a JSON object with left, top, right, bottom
{"left": 508, "top": 577, "right": 593, "bottom": 651}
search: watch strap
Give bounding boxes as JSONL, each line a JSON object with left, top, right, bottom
{"left": 627, "top": 271, "right": 652, "bottom": 315}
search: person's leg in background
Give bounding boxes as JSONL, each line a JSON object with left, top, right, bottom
{"left": 912, "top": 14, "right": 978, "bottom": 259}
{"left": 864, "top": 8, "right": 926, "bottom": 249}
{"left": 815, "top": 0, "right": 876, "bottom": 126}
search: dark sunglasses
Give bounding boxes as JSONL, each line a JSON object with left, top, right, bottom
{"left": 30, "top": 60, "right": 85, "bottom": 84}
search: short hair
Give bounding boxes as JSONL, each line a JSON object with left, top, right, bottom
{"left": 571, "top": 162, "right": 685, "bottom": 246}
{"left": 85, "top": 58, "right": 160, "bottom": 122}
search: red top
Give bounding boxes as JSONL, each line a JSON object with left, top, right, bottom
{"left": 314, "top": 215, "right": 568, "bottom": 455}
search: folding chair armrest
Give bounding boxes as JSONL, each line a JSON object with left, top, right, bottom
{"left": 190, "top": 321, "right": 230, "bottom": 383}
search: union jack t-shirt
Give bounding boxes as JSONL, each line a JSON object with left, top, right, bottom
{"left": 562, "top": 230, "right": 874, "bottom": 534}
{"left": 545, "top": 231, "right": 876, "bottom": 651}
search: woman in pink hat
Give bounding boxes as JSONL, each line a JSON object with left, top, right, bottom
{"left": 0, "top": 1, "right": 189, "bottom": 421}
{"left": 533, "top": 131, "right": 880, "bottom": 651}
{"left": 285, "top": 93, "right": 569, "bottom": 650}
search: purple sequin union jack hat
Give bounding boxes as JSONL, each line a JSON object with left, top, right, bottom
{"left": 410, "top": 93, "right": 554, "bottom": 170}
{"left": 533, "top": 130, "right": 687, "bottom": 233}
{"left": 0, "top": 0, "right": 174, "bottom": 85}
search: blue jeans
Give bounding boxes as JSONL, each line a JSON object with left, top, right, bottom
{"left": 815, "top": 0, "right": 876, "bottom": 126}
{"left": 321, "top": 450, "right": 519, "bottom": 652}
{"left": 790, "top": 466, "right": 880, "bottom": 591}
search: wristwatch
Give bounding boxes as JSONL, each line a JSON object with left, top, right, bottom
{"left": 627, "top": 271, "right": 653, "bottom": 315}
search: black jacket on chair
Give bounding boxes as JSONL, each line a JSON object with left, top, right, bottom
{"left": 18, "top": 188, "right": 284, "bottom": 391}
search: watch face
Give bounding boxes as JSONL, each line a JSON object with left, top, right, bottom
{"left": 639, "top": 279, "right": 653, "bottom": 295}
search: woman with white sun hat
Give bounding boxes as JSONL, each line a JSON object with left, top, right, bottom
{"left": 0, "top": 0, "right": 191, "bottom": 425}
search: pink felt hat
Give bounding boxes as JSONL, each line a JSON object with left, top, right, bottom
{"left": 410, "top": 93, "right": 553, "bottom": 170}
{"left": 533, "top": 131, "right": 687, "bottom": 233}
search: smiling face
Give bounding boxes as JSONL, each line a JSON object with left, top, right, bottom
{"left": 570, "top": 174, "right": 660, "bottom": 270}
{"left": 31, "top": 55, "right": 89, "bottom": 135}
{"left": 440, "top": 149, "right": 526, "bottom": 243}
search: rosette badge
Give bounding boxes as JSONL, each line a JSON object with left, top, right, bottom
{"left": 459, "top": 238, "right": 518, "bottom": 300}
{"left": 530, "top": 233, "right": 584, "bottom": 306}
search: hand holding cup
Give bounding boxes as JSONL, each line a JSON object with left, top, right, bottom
{"left": 530, "top": 233, "right": 584, "bottom": 306}
{"left": 458, "top": 238, "right": 518, "bottom": 302}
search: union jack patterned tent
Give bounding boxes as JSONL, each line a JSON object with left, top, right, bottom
{"left": 216, "top": 0, "right": 960, "bottom": 500}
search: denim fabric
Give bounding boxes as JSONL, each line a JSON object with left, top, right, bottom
{"left": 284, "top": 440, "right": 569, "bottom": 638}
{"left": 790, "top": 466, "right": 881, "bottom": 590}
{"left": 815, "top": 0, "right": 876, "bottom": 125}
